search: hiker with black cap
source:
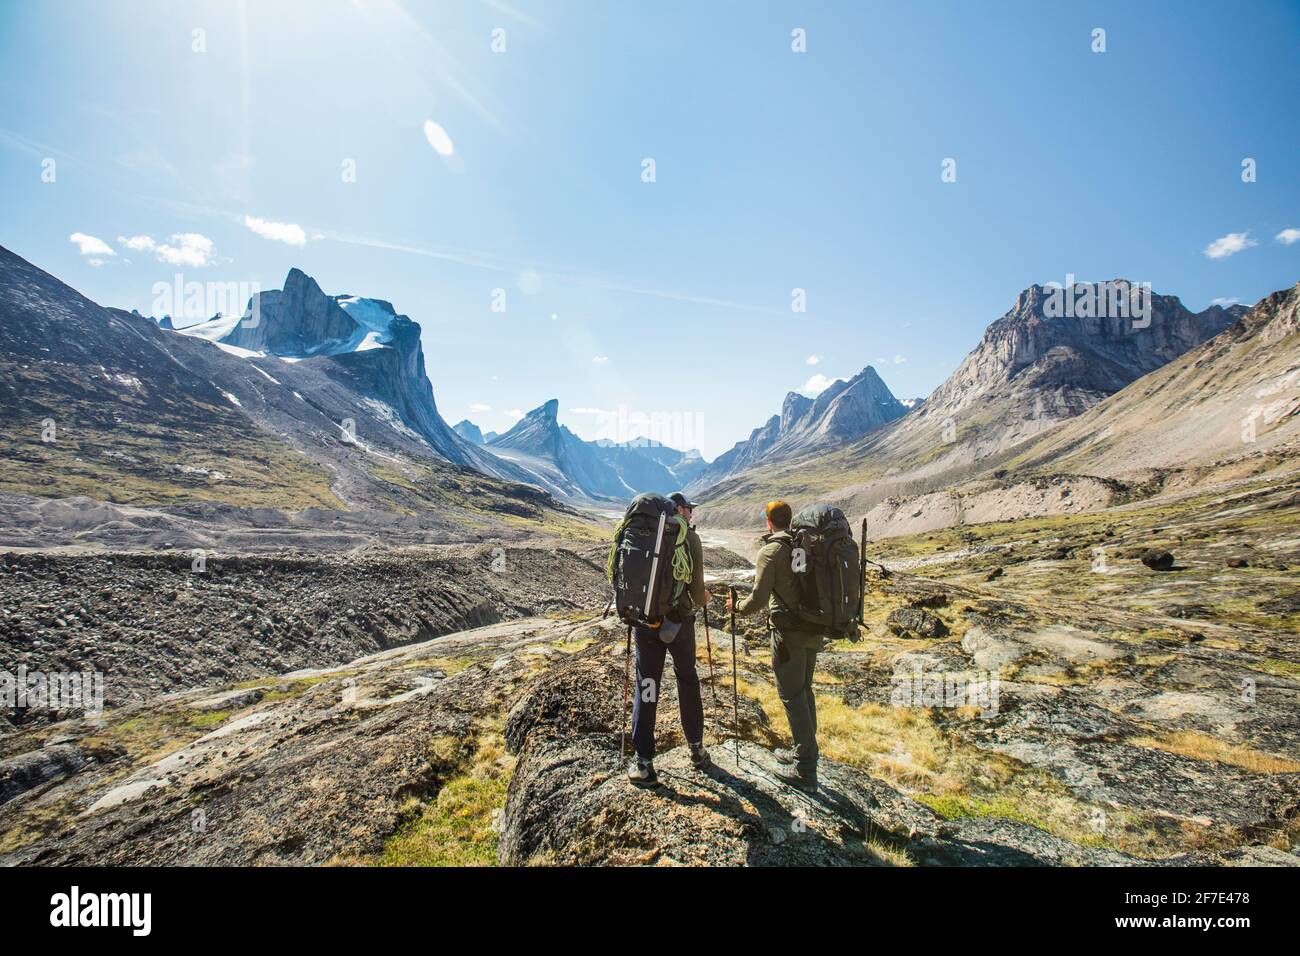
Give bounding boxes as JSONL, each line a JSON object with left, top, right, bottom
{"left": 726, "top": 500, "right": 821, "bottom": 792}
{"left": 626, "top": 491, "right": 711, "bottom": 784}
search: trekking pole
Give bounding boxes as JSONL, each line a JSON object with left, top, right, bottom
{"left": 621, "top": 625, "right": 631, "bottom": 762}
{"left": 858, "top": 517, "right": 868, "bottom": 626}
{"left": 702, "top": 603, "right": 718, "bottom": 701}
{"left": 729, "top": 586, "right": 740, "bottom": 765}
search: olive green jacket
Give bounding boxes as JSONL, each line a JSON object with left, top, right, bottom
{"left": 735, "top": 530, "right": 820, "bottom": 646}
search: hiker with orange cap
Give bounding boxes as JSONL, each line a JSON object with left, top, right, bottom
{"left": 726, "top": 500, "right": 821, "bottom": 792}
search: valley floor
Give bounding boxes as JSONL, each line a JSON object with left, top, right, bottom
{"left": 1, "top": 470, "right": 1297, "bottom": 865}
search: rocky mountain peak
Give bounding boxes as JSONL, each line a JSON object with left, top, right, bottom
{"left": 221, "top": 268, "right": 357, "bottom": 356}
{"left": 490, "top": 399, "right": 564, "bottom": 458}
{"left": 688, "top": 364, "right": 908, "bottom": 492}
{"left": 479, "top": 397, "right": 710, "bottom": 501}
{"left": 453, "top": 419, "right": 486, "bottom": 445}
{"left": 941, "top": 281, "right": 1240, "bottom": 420}
{"left": 779, "top": 391, "right": 813, "bottom": 429}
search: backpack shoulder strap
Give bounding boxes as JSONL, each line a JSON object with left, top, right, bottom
{"left": 606, "top": 515, "right": 630, "bottom": 582}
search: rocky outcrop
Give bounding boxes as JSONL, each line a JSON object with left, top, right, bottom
{"left": 497, "top": 637, "right": 1292, "bottom": 866}
{"left": 865, "top": 281, "right": 1244, "bottom": 469}
{"left": 1, "top": 744, "right": 93, "bottom": 806}
{"left": 0, "top": 615, "right": 615, "bottom": 865}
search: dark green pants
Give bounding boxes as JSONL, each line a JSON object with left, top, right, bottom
{"left": 771, "top": 632, "right": 819, "bottom": 774}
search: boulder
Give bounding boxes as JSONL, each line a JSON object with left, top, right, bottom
{"left": 1140, "top": 549, "right": 1175, "bottom": 571}
{"left": 0, "top": 744, "right": 90, "bottom": 806}
{"left": 885, "top": 607, "right": 949, "bottom": 640}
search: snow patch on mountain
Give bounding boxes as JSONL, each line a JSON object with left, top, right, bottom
{"left": 175, "top": 312, "right": 245, "bottom": 343}
{"left": 361, "top": 397, "right": 426, "bottom": 444}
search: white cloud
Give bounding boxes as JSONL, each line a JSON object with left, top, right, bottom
{"left": 87, "top": 259, "right": 107, "bottom": 268}
{"left": 806, "top": 354, "right": 822, "bottom": 365}
{"left": 469, "top": 403, "right": 492, "bottom": 412}
{"left": 117, "top": 234, "right": 156, "bottom": 252}
{"left": 569, "top": 407, "right": 605, "bottom": 415}
{"left": 69, "top": 233, "right": 115, "bottom": 258}
{"left": 1277, "top": 228, "right": 1300, "bottom": 246}
{"left": 1210, "top": 297, "right": 1239, "bottom": 307}
{"left": 503, "top": 408, "right": 523, "bottom": 420}
{"left": 875, "top": 355, "right": 907, "bottom": 366}
{"left": 799, "top": 374, "right": 841, "bottom": 398}
{"left": 154, "top": 233, "right": 216, "bottom": 267}
{"left": 423, "top": 119, "right": 455, "bottom": 157}
{"left": 1204, "top": 231, "right": 1256, "bottom": 259}
{"left": 592, "top": 355, "right": 608, "bottom": 364}
{"left": 244, "top": 215, "right": 306, "bottom": 247}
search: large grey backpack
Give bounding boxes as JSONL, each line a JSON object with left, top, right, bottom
{"left": 787, "top": 504, "right": 862, "bottom": 637}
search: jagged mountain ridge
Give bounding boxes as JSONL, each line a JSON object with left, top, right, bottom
{"left": 1006, "top": 282, "right": 1300, "bottom": 475}
{"left": 892, "top": 280, "right": 1247, "bottom": 463}
{"left": 0, "top": 245, "right": 577, "bottom": 527}
{"left": 689, "top": 365, "right": 908, "bottom": 492}
{"left": 0, "top": 245, "right": 343, "bottom": 510}
{"left": 484, "top": 400, "right": 705, "bottom": 501}
{"left": 694, "top": 280, "right": 1252, "bottom": 526}
{"left": 173, "top": 268, "right": 538, "bottom": 488}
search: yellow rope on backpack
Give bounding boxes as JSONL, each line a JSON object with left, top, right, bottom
{"left": 606, "top": 513, "right": 691, "bottom": 592}
{"left": 670, "top": 515, "right": 691, "bottom": 591}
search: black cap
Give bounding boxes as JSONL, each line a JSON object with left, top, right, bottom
{"left": 668, "top": 492, "right": 697, "bottom": 510}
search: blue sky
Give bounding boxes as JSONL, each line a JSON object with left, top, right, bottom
{"left": 2, "top": 0, "right": 1297, "bottom": 459}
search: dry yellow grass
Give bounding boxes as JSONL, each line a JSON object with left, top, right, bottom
{"left": 1128, "top": 731, "right": 1300, "bottom": 773}
{"left": 736, "top": 677, "right": 997, "bottom": 792}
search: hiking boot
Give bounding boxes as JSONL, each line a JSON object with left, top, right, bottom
{"left": 689, "top": 742, "right": 712, "bottom": 770}
{"left": 628, "top": 757, "right": 657, "bottom": 785}
{"left": 774, "top": 767, "right": 818, "bottom": 793}
{"left": 774, "top": 748, "right": 797, "bottom": 766}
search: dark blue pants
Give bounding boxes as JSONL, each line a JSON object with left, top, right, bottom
{"left": 631, "top": 616, "right": 705, "bottom": 761}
